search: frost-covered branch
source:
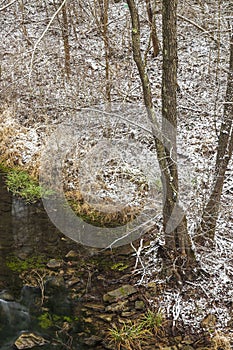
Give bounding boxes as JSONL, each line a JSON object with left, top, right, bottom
{"left": 0, "top": 0, "right": 17, "bottom": 12}
{"left": 29, "top": 0, "right": 68, "bottom": 81}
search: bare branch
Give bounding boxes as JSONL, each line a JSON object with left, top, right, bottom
{"left": 28, "top": 0, "right": 67, "bottom": 81}
{"left": 0, "top": 0, "right": 17, "bottom": 12}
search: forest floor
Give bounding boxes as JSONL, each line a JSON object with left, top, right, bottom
{"left": 0, "top": 0, "right": 233, "bottom": 349}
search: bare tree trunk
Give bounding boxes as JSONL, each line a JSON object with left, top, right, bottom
{"left": 145, "top": 0, "right": 159, "bottom": 57}
{"left": 99, "top": 0, "right": 111, "bottom": 102}
{"left": 126, "top": 0, "right": 196, "bottom": 282}
{"left": 196, "top": 35, "right": 233, "bottom": 245}
{"left": 61, "top": 2, "right": 71, "bottom": 79}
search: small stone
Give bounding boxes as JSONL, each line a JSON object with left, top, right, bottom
{"left": 98, "top": 314, "right": 114, "bottom": 322}
{"left": 103, "top": 284, "right": 137, "bottom": 303}
{"left": 82, "top": 335, "right": 102, "bottom": 346}
{"left": 47, "top": 259, "right": 62, "bottom": 269}
{"left": 121, "top": 311, "right": 136, "bottom": 317}
{"left": 105, "top": 300, "right": 129, "bottom": 312}
{"left": 83, "top": 303, "right": 105, "bottom": 311}
{"left": 67, "top": 278, "right": 80, "bottom": 287}
{"left": 65, "top": 250, "right": 78, "bottom": 259}
{"left": 14, "top": 332, "right": 48, "bottom": 349}
{"left": 135, "top": 300, "right": 145, "bottom": 310}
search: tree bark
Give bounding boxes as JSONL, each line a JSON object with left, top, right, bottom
{"left": 61, "top": 2, "right": 71, "bottom": 79}
{"left": 145, "top": 0, "right": 160, "bottom": 57}
{"left": 196, "top": 35, "right": 233, "bottom": 245}
{"left": 127, "top": 0, "right": 196, "bottom": 282}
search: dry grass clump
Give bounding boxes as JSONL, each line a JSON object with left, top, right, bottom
{"left": 211, "top": 333, "right": 231, "bottom": 350}
{"left": 0, "top": 105, "right": 42, "bottom": 177}
{"left": 66, "top": 190, "right": 144, "bottom": 227}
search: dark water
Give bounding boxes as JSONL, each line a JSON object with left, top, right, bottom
{"left": 0, "top": 173, "right": 84, "bottom": 349}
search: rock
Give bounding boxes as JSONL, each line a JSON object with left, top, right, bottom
{"left": 82, "top": 335, "right": 102, "bottom": 346}
{"left": 98, "top": 314, "right": 114, "bottom": 322}
{"left": 14, "top": 332, "right": 48, "bottom": 349}
{"left": 121, "top": 311, "right": 136, "bottom": 317}
{"left": 103, "top": 284, "right": 137, "bottom": 303}
{"left": 47, "top": 259, "right": 62, "bottom": 269}
{"left": 0, "top": 290, "right": 14, "bottom": 301}
{"left": 83, "top": 303, "right": 105, "bottom": 311}
{"left": 135, "top": 300, "right": 145, "bottom": 310}
{"left": 45, "top": 276, "right": 65, "bottom": 290}
{"left": 0, "top": 300, "right": 30, "bottom": 330}
{"left": 66, "top": 277, "right": 80, "bottom": 287}
{"left": 105, "top": 300, "right": 129, "bottom": 312}
{"left": 65, "top": 250, "right": 78, "bottom": 260}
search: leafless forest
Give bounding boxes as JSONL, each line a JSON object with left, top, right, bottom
{"left": 0, "top": 0, "right": 233, "bottom": 347}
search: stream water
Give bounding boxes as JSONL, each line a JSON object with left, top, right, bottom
{"left": 0, "top": 173, "right": 86, "bottom": 349}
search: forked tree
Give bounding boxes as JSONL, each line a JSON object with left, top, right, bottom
{"left": 126, "top": 0, "right": 196, "bottom": 282}
{"left": 126, "top": 0, "right": 233, "bottom": 282}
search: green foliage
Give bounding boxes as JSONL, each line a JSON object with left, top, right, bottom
{"left": 6, "top": 255, "right": 47, "bottom": 273}
{"left": 108, "top": 310, "right": 164, "bottom": 349}
{"left": 110, "top": 262, "right": 129, "bottom": 271}
{"left": 5, "top": 169, "right": 52, "bottom": 203}
{"left": 38, "top": 312, "right": 79, "bottom": 329}
{"left": 38, "top": 312, "right": 53, "bottom": 329}
{"left": 108, "top": 321, "right": 152, "bottom": 350}
{"left": 140, "top": 310, "right": 164, "bottom": 334}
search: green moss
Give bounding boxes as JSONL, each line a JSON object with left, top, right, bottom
{"left": 5, "top": 169, "right": 52, "bottom": 203}
{"left": 38, "top": 312, "right": 53, "bottom": 329}
{"left": 110, "top": 262, "right": 129, "bottom": 271}
{"left": 6, "top": 255, "right": 47, "bottom": 273}
{"left": 38, "top": 312, "right": 79, "bottom": 329}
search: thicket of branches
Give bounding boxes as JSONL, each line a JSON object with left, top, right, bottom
{"left": 0, "top": 0, "right": 232, "bottom": 281}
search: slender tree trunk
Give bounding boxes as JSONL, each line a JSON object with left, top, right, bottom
{"left": 145, "top": 0, "right": 159, "bottom": 57}
{"left": 100, "top": 0, "right": 111, "bottom": 102}
{"left": 161, "top": 0, "right": 195, "bottom": 275}
{"left": 61, "top": 2, "right": 71, "bottom": 79}
{"left": 196, "top": 35, "right": 233, "bottom": 245}
{"left": 127, "top": 0, "right": 196, "bottom": 282}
